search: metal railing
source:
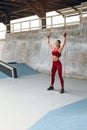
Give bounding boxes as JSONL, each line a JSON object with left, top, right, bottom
{"left": 10, "top": 15, "right": 80, "bottom": 32}
{"left": 0, "top": 14, "right": 86, "bottom": 39}
{"left": 0, "top": 60, "right": 17, "bottom": 78}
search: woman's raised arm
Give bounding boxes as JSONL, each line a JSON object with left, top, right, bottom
{"left": 58, "top": 32, "right": 67, "bottom": 52}
{"left": 47, "top": 34, "right": 54, "bottom": 49}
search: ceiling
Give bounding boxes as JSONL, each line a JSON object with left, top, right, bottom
{"left": 0, "top": 0, "right": 87, "bottom": 24}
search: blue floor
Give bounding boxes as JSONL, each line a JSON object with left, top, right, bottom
{"left": 28, "top": 98, "right": 87, "bottom": 130}
{"left": 0, "top": 63, "right": 39, "bottom": 78}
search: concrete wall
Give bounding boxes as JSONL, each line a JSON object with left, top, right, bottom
{"left": 0, "top": 40, "right": 5, "bottom": 59}
{"left": 0, "top": 24, "right": 87, "bottom": 79}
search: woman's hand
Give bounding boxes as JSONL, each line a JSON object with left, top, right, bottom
{"left": 47, "top": 33, "right": 54, "bottom": 49}
{"left": 47, "top": 33, "right": 50, "bottom": 38}
{"left": 63, "top": 32, "right": 67, "bottom": 37}
{"left": 58, "top": 32, "right": 67, "bottom": 52}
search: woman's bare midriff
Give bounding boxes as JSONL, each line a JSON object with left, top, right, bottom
{"left": 52, "top": 56, "right": 59, "bottom": 61}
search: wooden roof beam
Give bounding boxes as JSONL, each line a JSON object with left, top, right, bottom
{"left": 23, "top": 0, "right": 41, "bottom": 17}
{"left": 46, "top": 0, "right": 61, "bottom": 3}
{"left": 56, "top": 10, "right": 64, "bottom": 16}
{"left": 36, "top": 0, "right": 43, "bottom": 6}
{"left": 0, "top": 1, "right": 24, "bottom": 7}
{"left": 72, "top": 7, "right": 80, "bottom": 14}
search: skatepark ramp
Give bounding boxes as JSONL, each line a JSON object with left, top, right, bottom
{"left": 0, "top": 60, "right": 17, "bottom": 78}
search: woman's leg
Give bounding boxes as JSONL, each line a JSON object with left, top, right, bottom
{"left": 51, "top": 62, "right": 57, "bottom": 86}
{"left": 56, "top": 61, "right": 64, "bottom": 89}
{"left": 47, "top": 62, "right": 56, "bottom": 90}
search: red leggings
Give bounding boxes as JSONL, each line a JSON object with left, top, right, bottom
{"left": 51, "top": 60, "right": 64, "bottom": 89}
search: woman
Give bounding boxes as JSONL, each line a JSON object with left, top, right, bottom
{"left": 47, "top": 32, "right": 67, "bottom": 94}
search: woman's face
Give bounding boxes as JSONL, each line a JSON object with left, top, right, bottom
{"left": 55, "top": 41, "right": 60, "bottom": 48}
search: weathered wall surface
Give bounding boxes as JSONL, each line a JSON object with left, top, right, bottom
{"left": 0, "top": 40, "right": 5, "bottom": 59}
{"left": 0, "top": 25, "right": 87, "bottom": 78}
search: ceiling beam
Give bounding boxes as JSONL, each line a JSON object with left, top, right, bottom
{"left": 47, "top": 0, "right": 87, "bottom": 4}
{"left": 0, "top": 0, "right": 87, "bottom": 24}
{"left": 36, "top": 0, "right": 43, "bottom": 6}
{"left": 56, "top": 10, "right": 64, "bottom": 16}
{"left": 0, "top": 1, "right": 24, "bottom": 7}
{"left": 23, "top": 0, "right": 41, "bottom": 17}
{"left": 0, "top": 6, "right": 11, "bottom": 10}
{"left": 50, "top": 0, "right": 85, "bottom": 10}
{"left": 40, "top": 0, "right": 46, "bottom": 15}
{"left": 23, "top": 0, "right": 47, "bottom": 28}
{"left": 0, "top": 10, "right": 6, "bottom": 15}
{"left": 46, "top": 0, "right": 61, "bottom": 3}
{"left": 72, "top": 7, "right": 80, "bottom": 14}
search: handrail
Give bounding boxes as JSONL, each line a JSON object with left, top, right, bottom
{"left": 0, "top": 60, "right": 17, "bottom": 78}
{"left": 0, "top": 14, "right": 87, "bottom": 39}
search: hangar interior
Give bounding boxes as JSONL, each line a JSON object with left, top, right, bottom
{"left": 0, "top": 1, "right": 87, "bottom": 130}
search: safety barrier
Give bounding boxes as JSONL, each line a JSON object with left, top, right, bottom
{"left": 0, "top": 60, "right": 17, "bottom": 78}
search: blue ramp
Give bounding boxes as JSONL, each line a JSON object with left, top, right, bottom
{"left": 11, "top": 63, "right": 39, "bottom": 77}
{"left": 0, "top": 71, "right": 9, "bottom": 78}
{"left": 28, "top": 98, "right": 87, "bottom": 130}
{"left": 0, "top": 63, "right": 39, "bottom": 78}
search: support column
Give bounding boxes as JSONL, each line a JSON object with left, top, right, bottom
{"left": 41, "top": 13, "right": 46, "bottom": 29}
{"left": 63, "top": 15, "right": 66, "bottom": 29}
{"left": 6, "top": 14, "right": 11, "bottom": 33}
{"left": 40, "top": 1, "right": 46, "bottom": 29}
{"left": 80, "top": 3, "right": 83, "bottom": 29}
